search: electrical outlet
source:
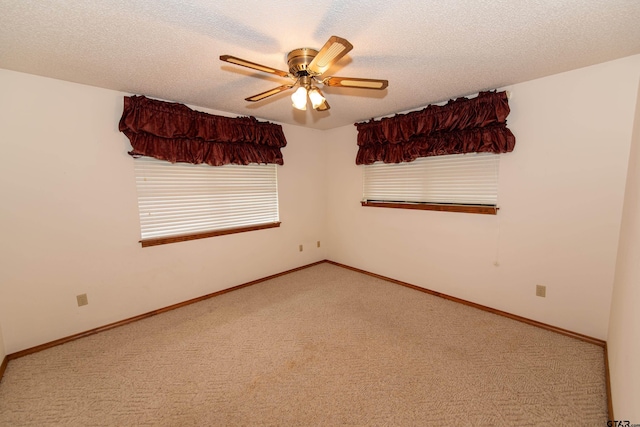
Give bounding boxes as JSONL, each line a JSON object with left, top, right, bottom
{"left": 317, "top": 241, "right": 321, "bottom": 248}
{"left": 536, "top": 285, "right": 546, "bottom": 298}
{"left": 77, "top": 293, "right": 89, "bottom": 306}
{"left": 299, "top": 244, "right": 303, "bottom": 252}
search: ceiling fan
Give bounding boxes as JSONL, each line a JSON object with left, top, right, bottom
{"left": 220, "top": 36, "right": 388, "bottom": 111}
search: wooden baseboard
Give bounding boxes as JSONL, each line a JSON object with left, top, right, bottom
{"left": 4, "top": 258, "right": 614, "bottom": 420}
{"left": 0, "top": 355, "right": 8, "bottom": 383}
{"left": 604, "top": 344, "right": 614, "bottom": 422}
{"left": 325, "top": 260, "right": 606, "bottom": 347}
{"left": 325, "top": 260, "right": 613, "bottom": 419}
{"left": 8, "top": 258, "right": 608, "bottom": 357}
{"left": 7, "top": 260, "right": 326, "bottom": 361}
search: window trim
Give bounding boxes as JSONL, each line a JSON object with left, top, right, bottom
{"left": 361, "top": 201, "right": 498, "bottom": 215}
{"left": 139, "top": 222, "right": 281, "bottom": 247}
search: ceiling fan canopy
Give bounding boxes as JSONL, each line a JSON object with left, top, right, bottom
{"left": 220, "top": 36, "right": 388, "bottom": 112}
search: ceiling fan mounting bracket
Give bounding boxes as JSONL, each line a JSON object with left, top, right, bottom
{"left": 287, "top": 48, "right": 319, "bottom": 77}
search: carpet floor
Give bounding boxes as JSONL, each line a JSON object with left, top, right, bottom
{"left": 0, "top": 263, "right": 607, "bottom": 426}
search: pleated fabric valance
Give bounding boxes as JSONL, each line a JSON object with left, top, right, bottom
{"left": 355, "top": 91, "right": 515, "bottom": 165}
{"left": 119, "top": 95, "right": 287, "bottom": 166}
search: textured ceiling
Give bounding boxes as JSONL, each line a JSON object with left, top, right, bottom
{"left": 1, "top": 0, "right": 640, "bottom": 130}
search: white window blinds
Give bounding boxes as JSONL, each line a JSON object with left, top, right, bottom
{"left": 363, "top": 153, "right": 499, "bottom": 206}
{"left": 134, "top": 157, "right": 279, "bottom": 240}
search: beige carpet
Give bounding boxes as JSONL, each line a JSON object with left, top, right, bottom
{"left": 0, "top": 263, "right": 607, "bottom": 426}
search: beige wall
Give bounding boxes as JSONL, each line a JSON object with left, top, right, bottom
{"left": 608, "top": 79, "right": 640, "bottom": 420}
{"left": 325, "top": 54, "right": 640, "bottom": 340}
{"left": 1, "top": 53, "right": 639, "bottom": 363}
{"left": 0, "top": 69, "right": 327, "bottom": 354}
{"left": 0, "top": 320, "right": 5, "bottom": 362}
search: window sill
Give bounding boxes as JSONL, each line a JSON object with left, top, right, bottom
{"left": 140, "top": 222, "right": 281, "bottom": 247}
{"left": 361, "top": 201, "right": 498, "bottom": 215}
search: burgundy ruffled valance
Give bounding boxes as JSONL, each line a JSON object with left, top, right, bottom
{"left": 355, "top": 91, "right": 515, "bottom": 165}
{"left": 119, "top": 95, "right": 287, "bottom": 165}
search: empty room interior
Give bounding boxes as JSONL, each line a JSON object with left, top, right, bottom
{"left": 1, "top": 1, "right": 640, "bottom": 424}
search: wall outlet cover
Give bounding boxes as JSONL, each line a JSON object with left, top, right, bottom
{"left": 77, "top": 293, "right": 89, "bottom": 306}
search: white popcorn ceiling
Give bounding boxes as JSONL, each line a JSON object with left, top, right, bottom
{"left": 1, "top": 0, "right": 640, "bottom": 130}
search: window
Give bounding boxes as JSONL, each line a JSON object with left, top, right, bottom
{"left": 362, "top": 153, "right": 499, "bottom": 214}
{"left": 134, "top": 157, "right": 280, "bottom": 247}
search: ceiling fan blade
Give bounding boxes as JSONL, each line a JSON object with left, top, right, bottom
{"left": 245, "top": 85, "right": 293, "bottom": 102}
{"left": 315, "top": 99, "right": 330, "bottom": 111}
{"left": 323, "top": 76, "right": 388, "bottom": 90}
{"left": 220, "top": 55, "right": 290, "bottom": 78}
{"left": 307, "top": 36, "right": 353, "bottom": 76}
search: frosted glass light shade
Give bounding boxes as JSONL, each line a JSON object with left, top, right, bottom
{"left": 291, "top": 87, "right": 308, "bottom": 110}
{"left": 308, "top": 87, "right": 326, "bottom": 109}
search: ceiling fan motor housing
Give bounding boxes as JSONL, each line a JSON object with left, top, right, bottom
{"left": 287, "top": 48, "right": 319, "bottom": 76}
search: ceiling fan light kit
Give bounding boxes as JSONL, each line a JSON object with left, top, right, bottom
{"left": 220, "top": 36, "right": 388, "bottom": 112}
